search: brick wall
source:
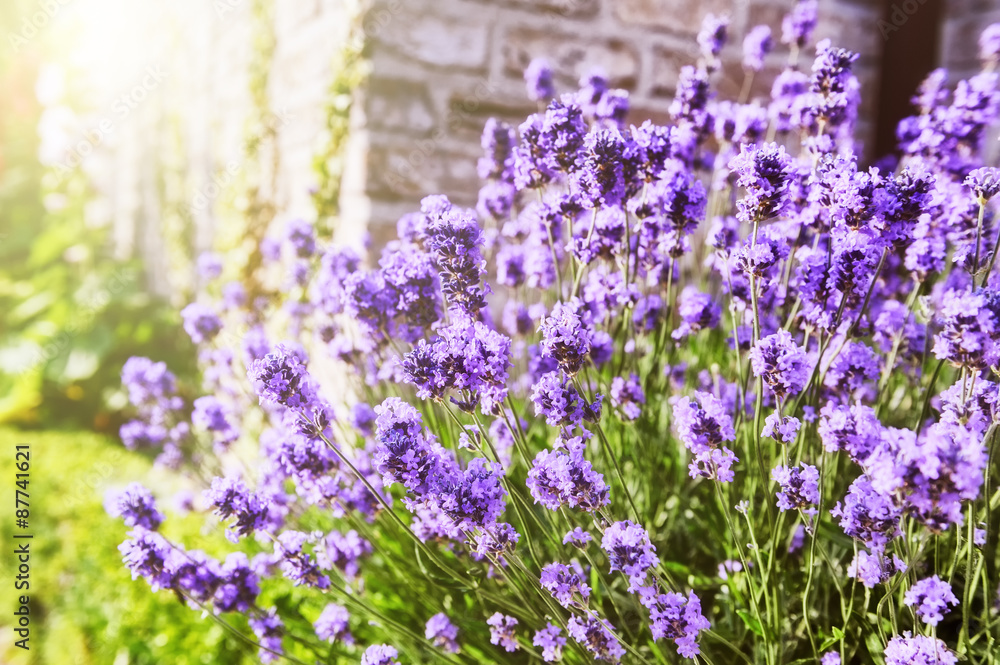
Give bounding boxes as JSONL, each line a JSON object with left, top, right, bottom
{"left": 942, "top": 0, "right": 1000, "bottom": 79}
{"left": 358, "top": 0, "right": 885, "bottom": 242}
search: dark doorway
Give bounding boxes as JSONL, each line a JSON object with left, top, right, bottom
{"left": 872, "top": 0, "right": 945, "bottom": 162}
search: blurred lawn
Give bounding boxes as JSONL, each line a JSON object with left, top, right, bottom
{"left": 0, "top": 428, "right": 254, "bottom": 665}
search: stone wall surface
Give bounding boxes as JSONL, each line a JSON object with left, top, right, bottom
{"left": 64, "top": 0, "right": 998, "bottom": 293}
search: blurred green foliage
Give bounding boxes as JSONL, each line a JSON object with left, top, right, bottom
{"left": 0, "top": 0, "right": 196, "bottom": 430}
{"left": 0, "top": 428, "right": 256, "bottom": 665}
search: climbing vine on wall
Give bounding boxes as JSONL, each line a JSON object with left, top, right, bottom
{"left": 211, "top": 0, "right": 280, "bottom": 305}
{"left": 311, "top": 0, "right": 372, "bottom": 235}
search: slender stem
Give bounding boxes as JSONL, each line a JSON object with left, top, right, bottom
{"left": 315, "top": 426, "right": 474, "bottom": 586}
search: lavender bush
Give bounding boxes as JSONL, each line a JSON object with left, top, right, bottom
{"left": 110, "top": 6, "right": 1000, "bottom": 664}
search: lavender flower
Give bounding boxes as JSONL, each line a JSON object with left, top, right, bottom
{"left": 318, "top": 529, "right": 372, "bottom": 579}
{"left": 980, "top": 23, "right": 1000, "bottom": 63}
{"left": 884, "top": 633, "right": 957, "bottom": 665}
{"left": 197, "top": 251, "right": 223, "bottom": 280}
{"left": 762, "top": 413, "right": 801, "bottom": 443}
{"left": 525, "top": 58, "right": 555, "bottom": 103}
{"left": 563, "top": 527, "right": 593, "bottom": 547}
{"left": 781, "top": 0, "right": 818, "bottom": 48}
{"left": 247, "top": 344, "right": 313, "bottom": 409}
{"left": 670, "top": 66, "right": 713, "bottom": 136}
{"left": 566, "top": 615, "right": 625, "bottom": 663}
{"left": 249, "top": 609, "right": 284, "bottom": 663}
{"left": 110, "top": 483, "right": 164, "bottom": 530}
{"left": 818, "top": 403, "right": 882, "bottom": 463}
{"left": 205, "top": 477, "right": 271, "bottom": 542}
{"left": 848, "top": 549, "right": 907, "bottom": 588}
{"left": 697, "top": 14, "right": 729, "bottom": 70}
{"left": 373, "top": 397, "right": 455, "bottom": 495}
{"left": 868, "top": 422, "right": 988, "bottom": 530}
{"left": 361, "top": 644, "right": 400, "bottom": 665}
{"left": 180, "top": 303, "right": 222, "bottom": 345}
{"left": 479, "top": 118, "right": 517, "bottom": 182}
{"left": 637, "top": 585, "right": 710, "bottom": 658}
{"left": 743, "top": 25, "right": 772, "bottom": 72}
{"left": 425, "top": 612, "right": 460, "bottom": 653}
{"left": 602, "top": 520, "right": 658, "bottom": 588}
{"left": 533, "top": 622, "right": 566, "bottom": 662}
{"left": 577, "top": 128, "right": 626, "bottom": 208}
{"left": 192, "top": 396, "right": 238, "bottom": 444}
{"left": 672, "top": 391, "right": 735, "bottom": 451}
{"left": 119, "top": 529, "right": 173, "bottom": 590}
{"left": 631, "top": 163, "right": 707, "bottom": 259}
{"left": 609, "top": 374, "right": 645, "bottom": 421}
{"left": 771, "top": 464, "right": 820, "bottom": 513}
{"left": 830, "top": 476, "right": 902, "bottom": 552}
{"left": 673, "top": 287, "right": 720, "bottom": 339}
{"left": 437, "top": 457, "right": 507, "bottom": 531}
{"left": 214, "top": 552, "right": 259, "bottom": 613}
{"left": 422, "top": 196, "right": 488, "bottom": 314}
{"left": 730, "top": 142, "right": 794, "bottom": 222}
{"left": 487, "top": 612, "right": 519, "bottom": 652}
{"left": 527, "top": 439, "right": 610, "bottom": 512}
{"left": 823, "top": 341, "right": 880, "bottom": 399}
{"left": 966, "top": 166, "right": 1000, "bottom": 202}
{"left": 121, "top": 356, "right": 177, "bottom": 407}
{"left": 402, "top": 313, "right": 512, "bottom": 414}
{"left": 477, "top": 522, "right": 520, "bottom": 558}
{"left": 275, "top": 530, "right": 329, "bottom": 589}
{"left": 314, "top": 603, "right": 352, "bottom": 644}
{"left": 285, "top": 218, "right": 316, "bottom": 258}
{"left": 539, "top": 299, "right": 593, "bottom": 375}
{"left": 540, "top": 560, "right": 591, "bottom": 607}
{"left": 749, "top": 330, "right": 810, "bottom": 399}
{"left": 904, "top": 576, "right": 959, "bottom": 626}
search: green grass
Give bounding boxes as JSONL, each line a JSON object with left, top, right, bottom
{"left": 0, "top": 428, "right": 255, "bottom": 665}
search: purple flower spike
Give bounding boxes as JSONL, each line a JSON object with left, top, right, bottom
{"left": 425, "top": 612, "right": 460, "bottom": 653}
{"left": 540, "top": 560, "right": 591, "bottom": 607}
{"left": 527, "top": 438, "right": 610, "bottom": 512}
{"left": 361, "top": 644, "right": 400, "bottom": 665}
{"left": 314, "top": 604, "right": 352, "bottom": 644}
{"left": 567, "top": 615, "right": 625, "bottom": 663}
{"left": 534, "top": 622, "right": 566, "bottom": 662}
{"left": 180, "top": 303, "right": 223, "bottom": 345}
{"left": 762, "top": 413, "right": 801, "bottom": 443}
{"left": 749, "top": 330, "right": 810, "bottom": 400}
{"left": 109, "top": 483, "right": 164, "bottom": 531}
{"left": 743, "top": 25, "right": 772, "bottom": 71}
{"left": 966, "top": 167, "right": 1000, "bottom": 201}
{"left": 637, "top": 585, "right": 710, "bottom": 658}
{"left": 781, "top": 0, "right": 818, "bottom": 48}
{"left": 249, "top": 609, "right": 284, "bottom": 664}
{"left": 904, "top": 576, "right": 959, "bottom": 626}
{"left": 730, "top": 142, "right": 794, "bottom": 222}
{"left": 771, "top": 464, "right": 820, "bottom": 513}
{"left": 525, "top": 58, "right": 555, "bottom": 103}
{"left": 247, "top": 344, "right": 313, "bottom": 410}
{"left": 884, "top": 633, "right": 957, "bottom": 665}
{"left": 487, "top": 612, "right": 519, "bottom": 652}
{"left": 602, "top": 520, "right": 658, "bottom": 589}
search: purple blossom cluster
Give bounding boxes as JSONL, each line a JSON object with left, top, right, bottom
{"left": 903, "top": 576, "right": 959, "bottom": 626}
{"left": 540, "top": 560, "right": 591, "bottom": 607}
{"left": 526, "top": 437, "right": 610, "bottom": 512}
{"left": 672, "top": 392, "right": 738, "bottom": 482}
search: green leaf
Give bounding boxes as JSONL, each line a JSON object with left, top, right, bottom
{"left": 866, "top": 629, "right": 886, "bottom": 665}
{"left": 737, "top": 609, "right": 764, "bottom": 637}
